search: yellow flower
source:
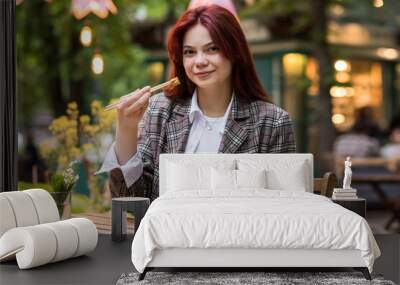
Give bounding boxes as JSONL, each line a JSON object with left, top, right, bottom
{"left": 82, "top": 143, "right": 93, "bottom": 152}
{"left": 80, "top": 115, "right": 90, "bottom": 126}
{"left": 68, "top": 147, "right": 81, "bottom": 159}
{"left": 65, "top": 128, "right": 78, "bottom": 148}
{"left": 39, "top": 139, "right": 54, "bottom": 158}
{"left": 98, "top": 112, "right": 114, "bottom": 131}
{"left": 68, "top": 119, "right": 78, "bottom": 128}
{"left": 91, "top": 100, "right": 102, "bottom": 116}
{"left": 58, "top": 155, "right": 68, "bottom": 169}
{"left": 41, "top": 99, "right": 116, "bottom": 173}
{"left": 68, "top": 102, "right": 78, "bottom": 110}
{"left": 49, "top": 116, "right": 69, "bottom": 134}
{"left": 68, "top": 110, "right": 79, "bottom": 120}
{"left": 67, "top": 102, "right": 79, "bottom": 120}
{"left": 83, "top": 125, "right": 100, "bottom": 137}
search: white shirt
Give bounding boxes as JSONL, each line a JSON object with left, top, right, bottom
{"left": 185, "top": 90, "right": 232, "bottom": 153}
{"left": 97, "top": 91, "right": 233, "bottom": 188}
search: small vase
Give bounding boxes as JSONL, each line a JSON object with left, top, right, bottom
{"left": 50, "top": 191, "right": 71, "bottom": 219}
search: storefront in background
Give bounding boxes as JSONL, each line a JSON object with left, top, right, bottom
{"left": 254, "top": 47, "right": 399, "bottom": 152}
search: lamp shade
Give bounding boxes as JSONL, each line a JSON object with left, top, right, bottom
{"left": 188, "top": 0, "right": 238, "bottom": 18}
{"left": 71, "top": 0, "right": 118, "bottom": 20}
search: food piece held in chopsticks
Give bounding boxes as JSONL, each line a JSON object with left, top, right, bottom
{"left": 104, "top": 77, "right": 180, "bottom": 111}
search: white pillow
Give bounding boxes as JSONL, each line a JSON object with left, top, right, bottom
{"left": 167, "top": 160, "right": 235, "bottom": 192}
{"left": 236, "top": 169, "right": 267, "bottom": 189}
{"left": 211, "top": 168, "right": 236, "bottom": 190}
{"left": 265, "top": 165, "right": 307, "bottom": 191}
{"left": 167, "top": 162, "right": 210, "bottom": 191}
{"left": 237, "top": 159, "right": 310, "bottom": 192}
{"left": 211, "top": 168, "right": 267, "bottom": 190}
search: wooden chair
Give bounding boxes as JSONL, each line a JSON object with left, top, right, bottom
{"left": 314, "top": 172, "right": 338, "bottom": 198}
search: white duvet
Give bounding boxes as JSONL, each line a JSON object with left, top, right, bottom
{"left": 131, "top": 190, "right": 380, "bottom": 273}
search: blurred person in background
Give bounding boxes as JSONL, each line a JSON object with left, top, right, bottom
{"left": 357, "top": 106, "right": 384, "bottom": 140}
{"left": 333, "top": 115, "right": 380, "bottom": 158}
{"left": 381, "top": 114, "right": 400, "bottom": 159}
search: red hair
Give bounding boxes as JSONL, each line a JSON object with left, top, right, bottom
{"left": 165, "top": 5, "right": 271, "bottom": 103}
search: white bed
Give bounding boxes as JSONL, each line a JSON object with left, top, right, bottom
{"left": 131, "top": 154, "right": 381, "bottom": 280}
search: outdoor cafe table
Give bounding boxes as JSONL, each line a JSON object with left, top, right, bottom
{"left": 352, "top": 173, "right": 400, "bottom": 229}
{"left": 352, "top": 174, "right": 400, "bottom": 202}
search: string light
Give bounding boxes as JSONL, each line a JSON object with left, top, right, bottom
{"left": 91, "top": 52, "right": 104, "bottom": 75}
{"left": 332, "top": 114, "right": 346, "bottom": 125}
{"left": 330, "top": 86, "right": 355, "bottom": 98}
{"left": 283, "top": 53, "right": 306, "bottom": 76}
{"left": 71, "top": 0, "right": 118, "bottom": 20}
{"left": 80, "top": 26, "right": 92, "bottom": 47}
{"left": 373, "top": 0, "right": 384, "bottom": 8}
{"left": 188, "top": 0, "right": 238, "bottom": 19}
{"left": 334, "top": 60, "right": 351, "bottom": 72}
{"left": 376, "top": 48, "right": 399, "bottom": 60}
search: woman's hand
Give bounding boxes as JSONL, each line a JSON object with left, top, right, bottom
{"left": 117, "top": 86, "right": 151, "bottom": 131}
{"left": 115, "top": 86, "right": 151, "bottom": 165}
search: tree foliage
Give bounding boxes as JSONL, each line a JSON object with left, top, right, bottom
{"left": 16, "top": 0, "right": 189, "bottom": 128}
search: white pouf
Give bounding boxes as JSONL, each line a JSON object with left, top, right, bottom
{"left": 65, "top": 218, "right": 98, "bottom": 257}
{"left": 0, "top": 191, "right": 39, "bottom": 227}
{"left": 0, "top": 196, "right": 17, "bottom": 237}
{"left": 0, "top": 226, "right": 57, "bottom": 269}
{"left": 0, "top": 218, "right": 98, "bottom": 269}
{"left": 24, "top": 189, "right": 60, "bottom": 223}
{"left": 42, "top": 220, "right": 79, "bottom": 262}
{"left": 0, "top": 189, "right": 98, "bottom": 269}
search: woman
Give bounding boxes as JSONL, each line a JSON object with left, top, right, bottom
{"left": 98, "top": 5, "right": 296, "bottom": 200}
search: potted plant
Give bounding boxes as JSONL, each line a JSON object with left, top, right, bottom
{"left": 50, "top": 162, "right": 79, "bottom": 218}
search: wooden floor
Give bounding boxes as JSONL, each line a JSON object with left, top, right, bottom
{"left": 71, "top": 212, "right": 135, "bottom": 234}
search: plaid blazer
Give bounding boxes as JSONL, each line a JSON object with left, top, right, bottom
{"left": 109, "top": 93, "right": 296, "bottom": 200}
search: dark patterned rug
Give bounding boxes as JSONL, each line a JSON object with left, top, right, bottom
{"left": 116, "top": 271, "right": 396, "bottom": 285}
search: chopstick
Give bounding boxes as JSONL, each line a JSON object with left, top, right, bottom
{"left": 104, "top": 77, "right": 180, "bottom": 111}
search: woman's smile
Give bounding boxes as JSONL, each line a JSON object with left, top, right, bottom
{"left": 194, "top": 70, "right": 215, "bottom": 79}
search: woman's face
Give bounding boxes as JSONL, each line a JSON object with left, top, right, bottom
{"left": 182, "top": 23, "right": 232, "bottom": 89}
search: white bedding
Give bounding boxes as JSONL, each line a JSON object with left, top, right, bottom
{"left": 131, "top": 190, "right": 380, "bottom": 273}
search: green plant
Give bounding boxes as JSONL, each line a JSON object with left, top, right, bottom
{"left": 51, "top": 163, "right": 79, "bottom": 193}
{"left": 49, "top": 162, "right": 79, "bottom": 217}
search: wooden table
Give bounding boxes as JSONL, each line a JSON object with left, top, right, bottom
{"left": 71, "top": 212, "right": 135, "bottom": 235}
{"left": 352, "top": 174, "right": 400, "bottom": 201}
{"left": 351, "top": 174, "right": 400, "bottom": 229}
{"left": 335, "top": 157, "right": 400, "bottom": 176}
